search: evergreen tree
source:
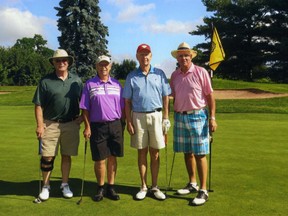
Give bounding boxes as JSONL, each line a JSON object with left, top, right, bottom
{"left": 191, "top": 0, "right": 288, "bottom": 83}
{"left": 55, "top": 0, "right": 109, "bottom": 81}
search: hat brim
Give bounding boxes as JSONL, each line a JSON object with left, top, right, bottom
{"left": 171, "top": 49, "right": 197, "bottom": 59}
{"left": 49, "top": 56, "right": 74, "bottom": 67}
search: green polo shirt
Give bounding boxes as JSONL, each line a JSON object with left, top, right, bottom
{"left": 32, "top": 71, "right": 83, "bottom": 121}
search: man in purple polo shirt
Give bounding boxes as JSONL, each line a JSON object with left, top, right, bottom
{"left": 80, "top": 55, "right": 125, "bottom": 202}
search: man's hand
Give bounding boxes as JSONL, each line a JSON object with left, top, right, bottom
{"left": 162, "top": 119, "right": 171, "bottom": 134}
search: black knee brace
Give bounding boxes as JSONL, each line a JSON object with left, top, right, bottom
{"left": 40, "top": 157, "right": 55, "bottom": 172}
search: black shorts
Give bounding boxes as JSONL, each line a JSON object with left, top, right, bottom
{"left": 90, "top": 119, "right": 124, "bottom": 161}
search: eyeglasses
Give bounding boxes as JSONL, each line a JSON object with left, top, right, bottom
{"left": 55, "top": 59, "right": 68, "bottom": 63}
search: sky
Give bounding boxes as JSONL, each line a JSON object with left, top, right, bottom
{"left": 0, "top": 0, "right": 212, "bottom": 77}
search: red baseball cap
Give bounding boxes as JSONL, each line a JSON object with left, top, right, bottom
{"left": 137, "top": 44, "right": 151, "bottom": 53}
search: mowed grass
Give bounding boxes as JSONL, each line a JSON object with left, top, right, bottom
{"left": 0, "top": 79, "right": 288, "bottom": 215}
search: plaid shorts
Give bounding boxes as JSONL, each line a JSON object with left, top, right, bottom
{"left": 173, "top": 109, "right": 209, "bottom": 155}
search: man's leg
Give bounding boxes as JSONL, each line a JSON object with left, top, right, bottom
{"left": 61, "top": 155, "right": 71, "bottom": 184}
{"left": 138, "top": 148, "right": 148, "bottom": 188}
{"left": 194, "top": 155, "right": 207, "bottom": 190}
{"left": 191, "top": 155, "right": 209, "bottom": 206}
{"left": 38, "top": 156, "right": 54, "bottom": 200}
{"left": 95, "top": 159, "right": 106, "bottom": 186}
{"left": 93, "top": 159, "right": 106, "bottom": 201}
{"left": 135, "top": 148, "right": 149, "bottom": 200}
{"left": 106, "top": 156, "right": 120, "bottom": 200}
{"left": 149, "top": 147, "right": 166, "bottom": 200}
{"left": 184, "top": 153, "right": 198, "bottom": 184}
{"left": 149, "top": 147, "right": 160, "bottom": 188}
{"left": 107, "top": 156, "right": 117, "bottom": 184}
{"left": 60, "top": 155, "right": 74, "bottom": 198}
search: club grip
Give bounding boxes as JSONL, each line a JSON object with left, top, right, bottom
{"left": 84, "top": 140, "right": 87, "bottom": 154}
{"left": 38, "top": 139, "right": 42, "bottom": 155}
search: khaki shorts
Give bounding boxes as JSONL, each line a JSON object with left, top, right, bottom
{"left": 130, "top": 111, "right": 165, "bottom": 150}
{"left": 41, "top": 120, "right": 80, "bottom": 157}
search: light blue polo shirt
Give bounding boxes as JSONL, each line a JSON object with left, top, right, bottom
{"left": 123, "top": 66, "right": 171, "bottom": 112}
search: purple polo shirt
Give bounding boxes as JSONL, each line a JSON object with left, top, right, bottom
{"left": 80, "top": 76, "right": 124, "bottom": 122}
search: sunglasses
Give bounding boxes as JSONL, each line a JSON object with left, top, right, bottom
{"left": 54, "top": 58, "right": 68, "bottom": 63}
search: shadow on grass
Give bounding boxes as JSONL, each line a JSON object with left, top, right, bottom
{"left": 0, "top": 178, "right": 140, "bottom": 200}
{"left": 0, "top": 178, "right": 191, "bottom": 203}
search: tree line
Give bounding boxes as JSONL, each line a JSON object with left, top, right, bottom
{"left": 0, "top": 34, "right": 136, "bottom": 86}
{"left": 0, "top": 0, "right": 287, "bottom": 85}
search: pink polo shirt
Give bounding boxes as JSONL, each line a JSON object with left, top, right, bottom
{"left": 170, "top": 63, "right": 213, "bottom": 112}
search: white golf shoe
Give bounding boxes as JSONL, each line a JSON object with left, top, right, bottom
{"left": 60, "top": 184, "right": 73, "bottom": 198}
{"left": 191, "top": 190, "right": 209, "bottom": 206}
{"left": 39, "top": 185, "right": 50, "bottom": 201}
{"left": 177, "top": 183, "right": 199, "bottom": 195}
{"left": 151, "top": 186, "right": 166, "bottom": 200}
{"left": 135, "top": 187, "right": 148, "bottom": 200}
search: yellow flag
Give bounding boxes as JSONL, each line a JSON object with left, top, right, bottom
{"left": 209, "top": 27, "right": 225, "bottom": 71}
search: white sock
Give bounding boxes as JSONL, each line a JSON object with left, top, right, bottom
{"left": 61, "top": 182, "right": 68, "bottom": 187}
{"left": 200, "top": 189, "right": 208, "bottom": 194}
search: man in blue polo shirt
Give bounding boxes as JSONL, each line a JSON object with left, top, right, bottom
{"left": 123, "top": 44, "right": 171, "bottom": 200}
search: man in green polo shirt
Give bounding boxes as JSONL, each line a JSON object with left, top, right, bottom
{"left": 32, "top": 49, "right": 83, "bottom": 201}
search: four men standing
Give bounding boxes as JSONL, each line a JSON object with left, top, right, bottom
{"left": 33, "top": 42, "right": 216, "bottom": 206}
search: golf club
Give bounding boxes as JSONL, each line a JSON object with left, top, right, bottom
{"left": 77, "top": 140, "right": 88, "bottom": 205}
{"left": 33, "top": 139, "right": 42, "bottom": 204}
{"left": 167, "top": 152, "right": 175, "bottom": 190}
{"left": 208, "top": 135, "right": 214, "bottom": 192}
{"left": 164, "top": 134, "right": 168, "bottom": 195}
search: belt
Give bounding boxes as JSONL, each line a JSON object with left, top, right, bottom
{"left": 135, "top": 108, "right": 162, "bottom": 113}
{"left": 54, "top": 116, "right": 78, "bottom": 123}
{"left": 176, "top": 109, "right": 202, "bottom": 115}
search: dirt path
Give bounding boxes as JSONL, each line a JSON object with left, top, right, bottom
{"left": 1, "top": 89, "right": 288, "bottom": 99}
{"left": 214, "top": 89, "right": 288, "bottom": 99}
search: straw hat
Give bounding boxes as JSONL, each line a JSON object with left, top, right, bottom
{"left": 49, "top": 49, "right": 74, "bottom": 66}
{"left": 171, "top": 42, "right": 197, "bottom": 59}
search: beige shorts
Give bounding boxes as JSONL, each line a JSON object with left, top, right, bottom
{"left": 41, "top": 120, "right": 80, "bottom": 157}
{"left": 130, "top": 111, "right": 165, "bottom": 150}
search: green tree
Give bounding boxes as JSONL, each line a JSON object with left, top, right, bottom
{"left": 55, "top": 0, "right": 109, "bottom": 81}
{"left": 111, "top": 59, "right": 137, "bottom": 80}
{"left": 0, "top": 35, "right": 53, "bottom": 86}
{"left": 14, "top": 34, "right": 53, "bottom": 58}
{"left": 0, "top": 47, "right": 9, "bottom": 85}
{"left": 191, "top": 0, "right": 288, "bottom": 83}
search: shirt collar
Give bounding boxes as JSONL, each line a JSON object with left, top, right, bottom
{"left": 177, "top": 63, "right": 195, "bottom": 74}
{"left": 136, "top": 65, "right": 155, "bottom": 75}
{"left": 95, "top": 75, "right": 112, "bottom": 84}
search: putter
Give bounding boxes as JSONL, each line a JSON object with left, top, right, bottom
{"left": 208, "top": 135, "right": 214, "bottom": 192}
{"left": 77, "top": 140, "right": 88, "bottom": 205}
{"left": 33, "top": 139, "right": 42, "bottom": 204}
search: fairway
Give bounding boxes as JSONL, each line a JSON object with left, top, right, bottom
{"left": 0, "top": 83, "right": 288, "bottom": 215}
{"left": 0, "top": 110, "right": 287, "bottom": 215}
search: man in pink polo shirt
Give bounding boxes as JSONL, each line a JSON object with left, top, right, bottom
{"left": 170, "top": 42, "right": 217, "bottom": 206}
